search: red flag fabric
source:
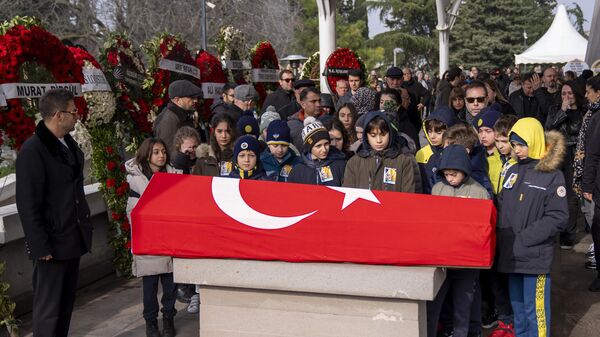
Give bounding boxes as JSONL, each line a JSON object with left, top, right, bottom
{"left": 131, "top": 173, "right": 496, "bottom": 268}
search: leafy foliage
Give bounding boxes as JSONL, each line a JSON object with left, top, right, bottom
{"left": 450, "top": 0, "right": 556, "bottom": 70}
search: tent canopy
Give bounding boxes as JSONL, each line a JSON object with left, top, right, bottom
{"left": 515, "top": 4, "right": 588, "bottom": 65}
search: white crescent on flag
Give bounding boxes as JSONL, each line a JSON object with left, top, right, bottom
{"left": 211, "top": 177, "right": 317, "bottom": 230}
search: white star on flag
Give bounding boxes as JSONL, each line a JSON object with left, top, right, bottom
{"left": 327, "top": 186, "right": 381, "bottom": 210}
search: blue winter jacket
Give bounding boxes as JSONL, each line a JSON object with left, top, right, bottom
{"left": 260, "top": 149, "right": 301, "bottom": 182}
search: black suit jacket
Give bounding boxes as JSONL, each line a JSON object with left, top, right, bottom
{"left": 16, "top": 121, "right": 92, "bottom": 260}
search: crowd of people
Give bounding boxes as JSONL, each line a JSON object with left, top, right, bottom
{"left": 15, "top": 62, "right": 600, "bottom": 337}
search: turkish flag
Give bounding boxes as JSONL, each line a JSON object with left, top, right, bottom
{"left": 131, "top": 173, "right": 496, "bottom": 268}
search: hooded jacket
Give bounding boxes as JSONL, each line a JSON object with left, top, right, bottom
{"left": 192, "top": 143, "right": 233, "bottom": 177}
{"left": 497, "top": 118, "right": 568, "bottom": 274}
{"left": 261, "top": 148, "right": 301, "bottom": 182}
{"left": 416, "top": 106, "right": 459, "bottom": 193}
{"left": 125, "top": 158, "right": 182, "bottom": 277}
{"left": 287, "top": 147, "right": 346, "bottom": 186}
{"left": 343, "top": 111, "right": 421, "bottom": 193}
{"left": 431, "top": 144, "right": 490, "bottom": 200}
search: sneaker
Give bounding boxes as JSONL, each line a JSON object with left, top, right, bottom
{"left": 187, "top": 294, "right": 200, "bottom": 314}
{"left": 489, "top": 321, "right": 514, "bottom": 337}
{"left": 589, "top": 243, "right": 595, "bottom": 253}
{"left": 481, "top": 309, "right": 499, "bottom": 329}
{"left": 586, "top": 260, "right": 597, "bottom": 270}
{"left": 586, "top": 251, "right": 595, "bottom": 259}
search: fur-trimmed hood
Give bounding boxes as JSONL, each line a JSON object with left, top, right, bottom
{"left": 535, "top": 130, "right": 565, "bottom": 172}
{"left": 509, "top": 117, "right": 565, "bottom": 172}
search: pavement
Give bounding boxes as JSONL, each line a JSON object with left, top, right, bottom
{"left": 15, "top": 234, "right": 600, "bottom": 337}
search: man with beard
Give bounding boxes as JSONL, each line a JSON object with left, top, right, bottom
{"left": 263, "top": 69, "right": 295, "bottom": 112}
{"left": 533, "top": 67, "right": 561, "bottom": 125}
{"left": 16, "top": 89, "right": 92, "bottom": 337}
{"left": 154, "top": 80, "right": 203, "bottom": 159}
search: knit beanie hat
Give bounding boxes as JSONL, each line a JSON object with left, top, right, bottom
{"left": 233, "top": 135, "right": 261, "bottom": 163}
{"left": 301, "top": 117, "right": 330, "bottom": 152}
{"left": 473, "top": 106, "right": 502, "bottom": 130}
{"left": 260, "top": 106, "right": 281, "bottom": 134}
{"left": 237, "top": 111, "right": 259, "bottom": 138}
{"left": 266, "top": 120, "right": 291, "bottom": 145}
{"left": 509, "top": 132, "right": 528, "bottom": 147}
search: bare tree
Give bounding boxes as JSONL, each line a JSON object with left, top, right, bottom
{"left": 1, "top": 0, "right": 304, "bottom": 58}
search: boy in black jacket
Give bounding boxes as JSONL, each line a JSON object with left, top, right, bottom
{"left": 496, "top": 117, "right": 567, "bottom": 337}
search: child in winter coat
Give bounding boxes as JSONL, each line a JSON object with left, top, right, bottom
{"left": 125, "top": 137, "right": 182, "bottom": 337}
{"left": 343, "top": 111, "right": 420, "bottom": 193}
{"left": 288, "top": 118, "right": 346, "bottom": 186}
{"left": 229, "top": 135, "right": 267, "bottom": 180}
{"left": 260, "top": 120, "right": 300, "bottom": 182}
{"left": 193, "top": 114, "right": 236, "bottom": 177}
{"left": 493, "top": 114, "right": 519, "bottom": 194}
{"left": 416, "top": 106, "right": 459, "bottom": 193}
{"left": 426, "top": 144, "right": 490, "bottom": 337}
{"left": 472, "top": 106, "right": 503, "bottom": 195}
{"left": 497, "top": 118, "right": 568, "bottom": 337}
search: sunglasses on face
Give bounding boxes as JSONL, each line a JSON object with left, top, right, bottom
{"left": 281, "top": 78, "right": 294, "bottom": 83}
{"left": 465, "top": 96, "right": 486, "bottom": 103}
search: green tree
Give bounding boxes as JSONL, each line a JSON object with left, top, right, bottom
{"left": 567, "top": 2, "right": 588, "bottom": 38}
{"left": 293, "top": 0, "right": 384, "bottom": 70}
{"left": 450, "top": 0, "right": 556, "bottom": 70}
{"left": 369, "top": 0, "right": 439, "bottom": 71}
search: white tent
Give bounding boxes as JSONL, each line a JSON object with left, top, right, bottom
{"left": 515, "top": 4, "right": 588, "bottom": 65}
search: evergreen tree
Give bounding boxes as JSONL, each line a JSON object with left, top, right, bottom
{"left": 450, "top": 0, "right": 556, "bottom": 70}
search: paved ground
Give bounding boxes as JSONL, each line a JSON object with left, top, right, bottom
{"left": 15, "top": 234, "right": 600, "bottom": 337}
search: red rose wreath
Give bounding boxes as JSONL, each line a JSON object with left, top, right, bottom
{"left": 324, "top": 48, "right": 367, "bottom": 94}
{"left": 0, "top": 17, "right": 87, "bottom": 148}
{"left": 250, "top": 41, "right": 280, "bottom": 108}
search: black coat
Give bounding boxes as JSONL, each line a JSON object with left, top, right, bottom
{"left": 509, "top": 89, "right": 542, "bottom": 121}
{"left": 534, "top": 88, "right": 561, "bottom": 126}
{"left": 278, "top": 100, "right": 302, "bottom": 121}
{"left": 16, "top": 121, "right": 92, "bottom": 260}
{"left": 583, "top": 111, "right": 600, "bottom": 205}
{"left": 263, "top": 87, "right": 294, "bottom": 112}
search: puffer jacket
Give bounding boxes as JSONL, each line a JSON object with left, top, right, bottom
{"left": 192, "top": 143, "right": 233, "bottom": 177}
{"left": 261, "top": 149, "right": 301, "bottom": 182}
{"left": 125, "top": 158, "right": 182, "bottom": 277}
{"left": 344, "top": 111, "right": 421, "bottom": 193}
{"left": 497, "top": 119, "right": 568, "bottom": 275}
{"left": 288, "top": 147, "right": 346, "bottom": 186}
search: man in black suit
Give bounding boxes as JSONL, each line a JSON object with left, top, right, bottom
{"left": 16, "top": 88, "right": 93, "bottom": 337}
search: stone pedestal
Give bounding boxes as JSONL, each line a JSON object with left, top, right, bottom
{"left": 174, "top": 258, "right": 445, "bottom": 337}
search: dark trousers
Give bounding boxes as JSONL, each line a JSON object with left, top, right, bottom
{"left": 593, "top": 203, "right": 600, "bottom": 274}
{"left": 142, "top": 273, "right": 177, "bottom": 321}
{"left": 480, "top": 258, "right": 513, "bottom": 324}
{"left": 427, "top": 269, "right": 480, "bottom": 337}
{"left": 560, "top": 148, "right": 579, "bottom": 243}
{"left": 32, "top": 257, "right": 80, "bottom": 337}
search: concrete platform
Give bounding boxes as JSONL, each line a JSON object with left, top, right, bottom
{"left": 14, "top": 234, "right": 600, "bottom": 337}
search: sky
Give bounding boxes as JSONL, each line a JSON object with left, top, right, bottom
{"left": 368, "top": 0, "right": 596, "bottom": 39}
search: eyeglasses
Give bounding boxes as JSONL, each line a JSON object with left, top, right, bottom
{"left": 59, "top": 109, "right": 79, "bottom": 117}
{"left": 281, "top": 78, "right": 294, "bottom": 83}
{"left": 465, "top": 96, "right": 486, "bottom": 103}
